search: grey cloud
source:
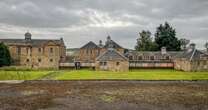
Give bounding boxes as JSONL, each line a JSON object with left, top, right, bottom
{"left": 0, "top": 0, "right": 207, "bottom": 49}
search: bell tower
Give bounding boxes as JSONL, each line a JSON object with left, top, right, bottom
{"left": 25, "top": 31, "right": 32, "bottom": 41}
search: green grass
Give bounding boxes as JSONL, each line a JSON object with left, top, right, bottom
{"left": 55, "top": 69, "right": 208, "bottom": 80}
{"left": 0, "top": 71, "right": 52, "bottom": 80}
{"left": 0, "top": 69, "right": 208, "bottom": 80}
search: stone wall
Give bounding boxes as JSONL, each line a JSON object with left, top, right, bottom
{"left": 7, "top": 43, "right": 65, "bottom": 69}
{"left": 174, "top": 59, "right": 208, "bottom": 71}
{"left": 78, "top": 48, "right": 100, "bottom": 62}
{"left": 174, "top": 59, "right": 191, "bottom": 71}
{"left": 95, "top": 60, "right": 129, "bottom": 72}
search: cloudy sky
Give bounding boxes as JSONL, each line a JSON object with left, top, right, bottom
{"left": 0, "top": 0, "right": 208, "bottom": 49}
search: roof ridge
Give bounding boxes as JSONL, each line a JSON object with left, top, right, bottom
{"left": 114, "top": 50, "right": 128, "bottom": 60}
{"left": 96, "top": 49, "right": 128, "bottom": 61}
{"left": 80, "top": 41, "right": 99, "bottom": 49}
{"left": 189, "top": 49, "right": 196, "bottom": 61}
{"left": 95, "top": 50, "right": 108, "bottom": 61}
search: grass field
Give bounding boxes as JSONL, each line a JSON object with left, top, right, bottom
{"left": 0, "top": 69, "right": 208, "bottom": 80}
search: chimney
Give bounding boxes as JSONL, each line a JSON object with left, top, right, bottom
{"left": 188, "top": 43, "right": 196, "bottom": 52}
{"left": 161, "top": 47, "right": 167, "bottom": 55}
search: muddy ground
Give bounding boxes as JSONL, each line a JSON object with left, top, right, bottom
{"left": 0, "top": 81, "right": 208, "bottom": 110}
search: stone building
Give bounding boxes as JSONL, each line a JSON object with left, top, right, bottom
{"left": 126, "top": 47, "right": 182, "bottom": 68}
{"left": 95, "top": 48, "right": 129, "bottom": 72}
{"left": 74, "top": 36, "right": 125, "bottom": 69}
{"left": 0, "top": 32, "right": 66, "bottom": 69}
{"left": 62, "top": 36, "right": 208, "bottom": 72}
{"left": 174, "top": 44, "right": 208, "bottom": 71}
{"left": 78, "top": 41, "right": 100, "bottom": 63}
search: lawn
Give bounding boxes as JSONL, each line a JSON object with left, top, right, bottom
{"left": 0, "top": 71, "right": 52, "bottom": 80}
{"left": 0, "top": 69, "right": 208, "bottom": 80}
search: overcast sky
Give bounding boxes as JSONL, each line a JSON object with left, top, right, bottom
{"left": 0, "top": 0, "right": 208, "bottom": 49}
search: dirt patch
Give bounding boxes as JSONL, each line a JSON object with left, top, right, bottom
{"left": 0, "top": 81, "right": 208, "bottom": 110}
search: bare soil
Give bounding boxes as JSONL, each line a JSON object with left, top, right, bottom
{"left": 0, "top": 81, "right": 208, "bottom": 110}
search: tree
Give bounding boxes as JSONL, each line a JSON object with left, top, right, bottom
{"left": 180, "top": 38, "right": 190, "bottom": 50}
{"left": 0, "top": 43, "right": 11, "bottom": 67}
{"left": 155, "top": 22, "right": 181, "bottom": 51}
{"left": 205, "top": 42, "right": 208, "bottom": 51}
{"left": 135, "top": 30, "right": 157, "bottom": 51}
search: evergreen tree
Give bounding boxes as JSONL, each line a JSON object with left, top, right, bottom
{"left": 155, "top": 22, "right": 181, "bottom": 51}
{"left": 135, "top": 30, "right": 157, "bottom": 51}
{"left": 0, "top": 43, "right": 11, "bottom": 67}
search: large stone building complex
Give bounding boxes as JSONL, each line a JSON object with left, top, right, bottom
{"left": 0, "top": 32, "right": 66, "bottom": 69}
{"left": 1, "top": 32, "right": 208, "bottom": 71}
{"left": 62, "top": 36, "right": 208, "bottom": 72}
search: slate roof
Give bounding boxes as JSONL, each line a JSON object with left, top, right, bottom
{"left": 80, "top": 41, "right": 100, "bottom": 49}
{"left": 0, "top": 39, "right": 65, "bottom": 47}
{"left": 104, "top": 40, "right": 123, "bottom": 49}
{"left": 96, "top": 49, "right": 128, "bottom": 61}
{"left": 178, "top": 49, "right": 208, "bottom": 61}
{"left": 126, "top": 50, "right": 183, "bottom": 58}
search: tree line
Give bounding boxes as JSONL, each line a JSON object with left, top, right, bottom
{"left": 135, "top": 22, "right": 190, "bottom": 51}
{"left": 0, "top": 43, "right": 11, "bottom": 67}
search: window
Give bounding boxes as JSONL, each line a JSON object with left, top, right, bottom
{"left": 116, "top": 62, "right": 120, "bottom": 66}
{"left": 166, "top": 56, "right": 170, "bottom": 60}
{"left": 99, "top": 62, "right": 103, "bottom": 65}
{"left": 26, "top": 59, "right": 30, "bottom": 62}
{"left": 203, "top": 61, "right": 206, "bottom": 65}
{"left": 17, "top": 47, "right": 21, "bottom": 55}
{"left": 86, "top": 50, "right": 89, "bottom": 54}
{"left": 104, "top": 62, "right": 107, "bottom": 66}
{"left": 100, "top": 62, "right": 107, "bottom": 66}
{"left": 26, "top": 48, "right": 29, "bottom": 54}
{"left": 50, "top": 48, "right": 53, "bottom": 53}
{"left": 38, "top": 48, "right": 42, "bottom": 53}
{"left": 129, "top": 56, "right": 133, "bottom": 60}
{"left": 138, "top": 56, "right": 142, "bottom": 60}
{"left": 150, "top": 56, "right": 154, "bottom": 60}
{"left": 38, "top": 58, "right": 41, "bottom": 63}
{"left": 50, "top": 59, "right": 53, "bottom": 62}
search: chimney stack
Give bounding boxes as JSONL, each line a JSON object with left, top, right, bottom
{"left": 161, "top": 47, "right": 167, "bottom": 55}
